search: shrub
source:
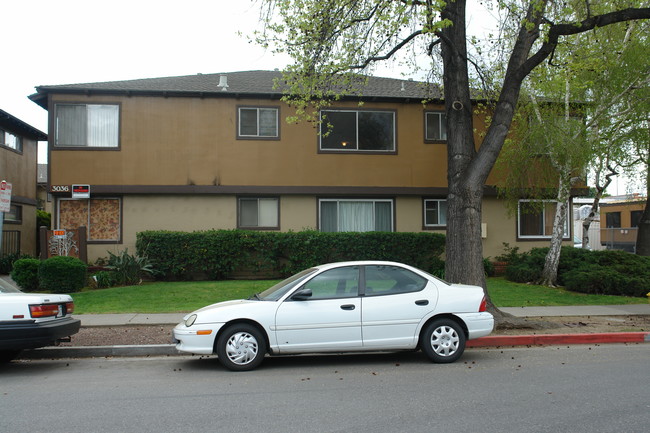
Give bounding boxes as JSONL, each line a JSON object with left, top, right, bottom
{"left": 0, "top": 253, "right": 30, "bottom": 275}
{"left": 10, "top": 258, "right": 41, "bottom": 292}
{"left": 483, "top": 258, "right": 495, "bottom": 277}
{"left": 136, "top": 230, "right": 446, "bottom": 280}
{"left": 38, "top": 256, "right": 88, "bottom": 293}
{"left": 106, "top": 249, "right": 155, "bottom": 286}
{"left": 92, "top": 270, "right": 119, "bottom": 289}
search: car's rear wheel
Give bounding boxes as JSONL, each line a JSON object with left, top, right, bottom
{"left": 421, "top": 319, "right": 466, "bottom": 363}
{"left": 0, "top": 350, "right": 21, "bottom": 363}
{"left": 215, "top": 324, "right": 266, "bottom": 371}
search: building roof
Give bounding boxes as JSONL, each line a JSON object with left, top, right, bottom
{"left": 0, "top": 108, "right": 47, "bottom": 140}
{"left": 29, "top": 70, "right": 445, "bottom": 108}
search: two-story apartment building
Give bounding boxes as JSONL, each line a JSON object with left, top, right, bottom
{"left": 29, "top": 70, "right": 575, "bottom": 262}
{"left": 0, "top": 108, "right": 47, "bottom": 256}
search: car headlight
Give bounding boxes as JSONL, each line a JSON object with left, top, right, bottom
{"left": 185, "top": 314, "right": 197, "bottom": 327}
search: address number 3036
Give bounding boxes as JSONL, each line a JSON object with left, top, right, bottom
{"left": 51, "top": 185, "right": 70, "bottom": 192}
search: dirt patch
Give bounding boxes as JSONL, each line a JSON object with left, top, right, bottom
{"left": 59, "top": 315, "right": 650, "bottom": 347}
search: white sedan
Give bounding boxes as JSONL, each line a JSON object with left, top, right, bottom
{"left": 0, "top": 285, "right": 80, "bottom": 362}
{"left": 173, "top": 261, "right": 494, "bottom": 370}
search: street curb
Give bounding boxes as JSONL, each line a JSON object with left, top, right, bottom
{"left": 467, "top": 332, "right": 650, "bottom": 347}
{"left": 18, "top": 344, "right": 179, "bottom": 360}
{"left": 16, "top": 332, "right": 650, "bottom": 360}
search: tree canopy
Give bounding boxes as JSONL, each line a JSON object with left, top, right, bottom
{"left": 255, "top": 0, "right": 650, "bottom": 314}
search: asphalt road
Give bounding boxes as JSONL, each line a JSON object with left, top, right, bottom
{"left": 2, "top": 344, "right": 649, "bottom": 433}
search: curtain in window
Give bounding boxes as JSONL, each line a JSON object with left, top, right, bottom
{"left": 258, "top": 109, "right": 277, "bottom": 137}
{"left": 239, "top": 109, "right": 258, "bottom": 136}
{"left": 56, "top": 105, "right": 87, "bottom": 146}
{"left": 339, "top": 201, "right": 373, "bottom": 232}
{"left": 320, "top": 201, "right": 338, "bottom": 232}
{"left": 88, "top": 105, "right": 119, "bottom": 147}
{"left": 375, "top": 201, "right": 392, "bottom": 231}
{"left": 258, "top": 198, "right": 278, "bottom": 226}
{"left": 240, "top": 199, "right": 258, "bottom": 226}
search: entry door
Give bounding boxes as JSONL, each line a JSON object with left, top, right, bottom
{"left": 275, "top": 266, "right": 362, "bottom": 353}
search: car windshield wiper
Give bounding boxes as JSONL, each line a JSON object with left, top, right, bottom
{"left": 248, "top": 293, "right": 262, "bottom": 301}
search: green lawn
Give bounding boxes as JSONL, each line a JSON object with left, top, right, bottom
{"left": 70, "top": 277, "right": 648, "bottom": 314}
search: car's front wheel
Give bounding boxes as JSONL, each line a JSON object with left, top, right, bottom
{"left": 215, "top": 324, "right": 266, "bottom": 371}
{"left": 421, "top": 319, "right": 466, "bottom": 363}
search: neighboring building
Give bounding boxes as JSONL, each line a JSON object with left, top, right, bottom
{"left": 36, "top": 163, "right": 53, "bottom": 214}
{"left": 599, "top": 195, "right": 646, "bottom": 252}
{"left": 29, "top": 70, "right": 581, "bottom": 262}
{"left": 0, "top": 108, "right": 47, "bottom": 256}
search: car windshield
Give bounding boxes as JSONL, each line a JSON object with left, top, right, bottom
{"left": 256, "top": 268, "right": 318, "bottom": 301}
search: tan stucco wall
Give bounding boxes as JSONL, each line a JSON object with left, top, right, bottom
{"left": 84, "top": 194, "right": 559, "bottom": 263}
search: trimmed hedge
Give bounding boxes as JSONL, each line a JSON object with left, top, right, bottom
{"left": 136, "top": 230, "right": 446, "bottom": 280}
{"left": 10, "top": 258, "right": 41, "bottom": 292}
{"left": 38, "top": 256, "right": 88, "bottom": 293}
{"left": 504, "top": 246, "right": 650, "bottom": 297}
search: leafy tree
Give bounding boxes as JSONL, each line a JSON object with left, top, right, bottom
{"left": 497, "top": 18, "right": 650, "bottom": 285}
{"left": 255, "top": 0, "right": 650, "bottom": 317}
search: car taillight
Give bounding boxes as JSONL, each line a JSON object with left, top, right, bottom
{"left": 65, "top": 302, "right": 75, "bottom": 314}
{"left": 479, "top": 296, "right": 487, "bottom": 312}
{"left": 29, "top": 304, "right": 60, "bottom": 318}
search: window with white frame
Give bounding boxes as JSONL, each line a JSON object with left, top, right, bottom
{"left": 238, "top": 107, "right": 279, "bottom": 138}
{"left": 518, "top": 200, "right": 569, "bottom": 238}
{"left": 238, "top": 197, "right": 279, "bottom": 228}
{"left": 425, "top": 111, "right": 447, "bottom": 141}
{"left": 319, "top": 199, "right": 393, "bottom": 232}
{"left": 1, "top": 129, "right": 22, "bottom": 152}
{"left": 320, "top": 110, "right": 395, "bottom": 152}
{"left": 424, "top": 199, "right": 447, "bottom": 227}
{"left": 55, "top": 104, "right": 119, "bottom": 148}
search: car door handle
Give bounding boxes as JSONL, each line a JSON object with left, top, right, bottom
{"left": 415, "top": 300, "right": 429, "bottom": 306}
{"left": 340, "top": 304, "right": 356, "bottom": 310}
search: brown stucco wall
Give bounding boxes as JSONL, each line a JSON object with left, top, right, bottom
{"left": 1, "top": 138, "right": 38, "bottom": 256}
{"left": 47, "top": 94, "right": 496, "bottom": 189}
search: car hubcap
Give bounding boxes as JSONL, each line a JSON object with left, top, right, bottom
{"left": 225, "top": 332, "right": 259, "bottom": 365}
{"left": 430, "top": 325, "right": 459, "bottom": 357}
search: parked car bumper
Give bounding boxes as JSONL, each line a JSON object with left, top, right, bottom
{"left": 172, "top": 322, "right": 224, "bottom": 355}
{"left": 0, "top": 317, "right": 81, "bottom": 350}
{"left": 456, "top": 312, "right": 494, "bottom": 340}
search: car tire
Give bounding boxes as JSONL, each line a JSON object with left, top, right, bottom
{"left": 0, "top": 350, "right": 21, "bottom": 363}
{"left": 421, "top": 319, "right": 466, "bottom": 363}
{"left": 215, "top": 324, "right": 267, "bottom": 371}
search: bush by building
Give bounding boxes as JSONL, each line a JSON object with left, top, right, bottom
{"left": 136, "top": 230, "right": 446, "bottom": 280}
{"left": 38, "top": 256, "right": 88, "bottom": 293}
{"left": 10, "top": 258, "right": 41, "bottom": 292}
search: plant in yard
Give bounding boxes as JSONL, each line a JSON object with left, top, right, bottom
{"left": 10, "top": 258, "right": 41, "bottom": 292}
{"left": 106, "top": 249, "right": 155, "bottom": 286}
{"left": 38, "top": 256, "right": 88, "bottom": 294}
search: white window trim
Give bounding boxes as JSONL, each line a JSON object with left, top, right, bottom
{"left": 238, "top": 107, "right": 279, "bottom": 138}
{"left": 319, "top": 109, "right": 396, "bottom": 152}
{"left": 423, "top": 199, "right": 447, "bottom": 227}
{"left": 517, "top": 199, "right": 570, "bottom": 239}
{"left": 318, "top": 198, "right": 394, "bottom": 232}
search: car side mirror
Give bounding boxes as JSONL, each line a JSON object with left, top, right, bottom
{"left": 291, "top": 288, "right": 313, "bottom": 301}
